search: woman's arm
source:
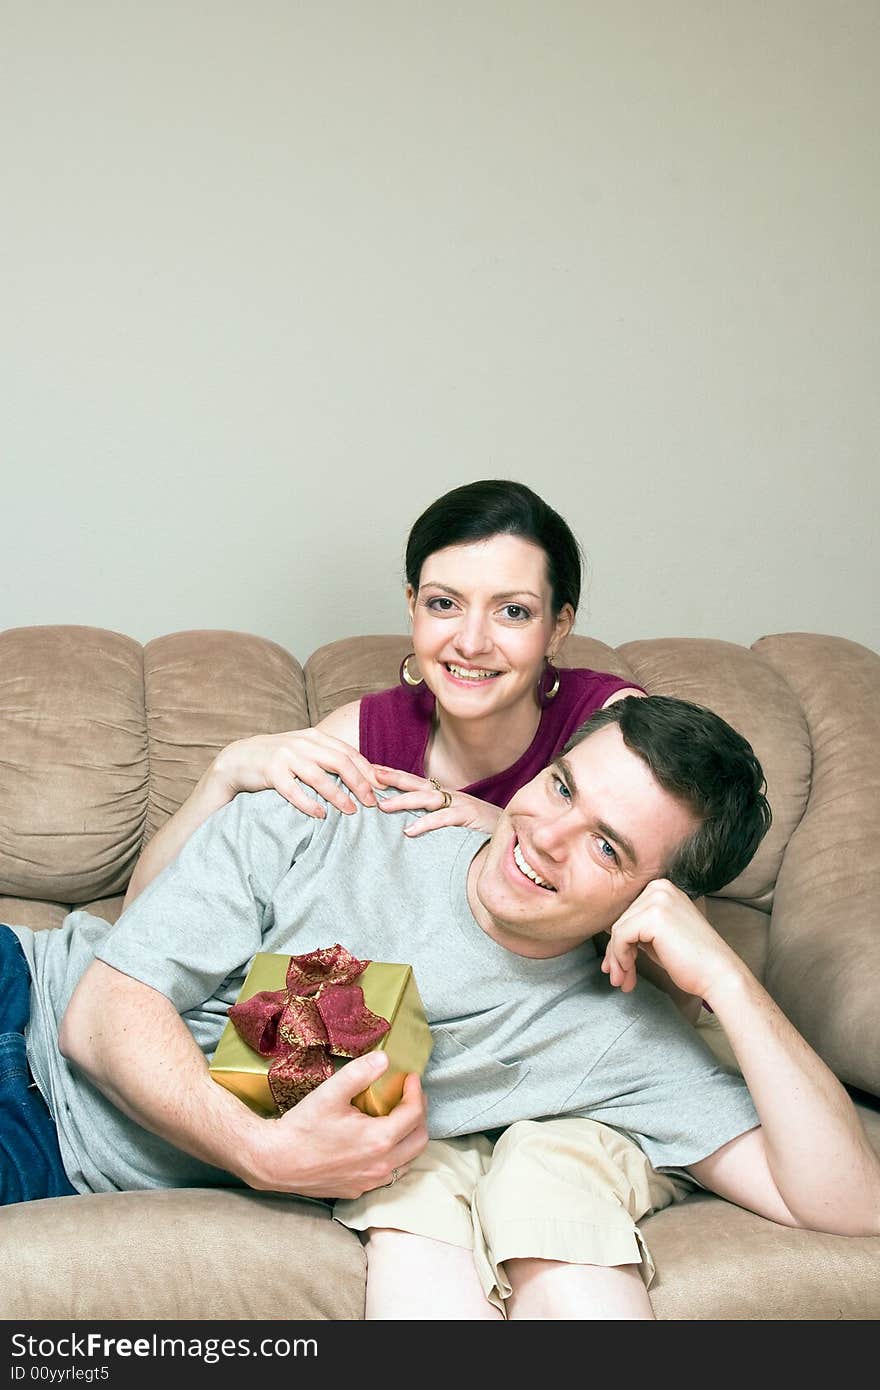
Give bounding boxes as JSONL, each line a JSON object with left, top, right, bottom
{"left": 123, "top": 701, "right": 373, "bottom": 908}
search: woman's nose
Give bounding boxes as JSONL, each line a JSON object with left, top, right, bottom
{"left": 453, "top": 613, "right": 492, "bottom": 658}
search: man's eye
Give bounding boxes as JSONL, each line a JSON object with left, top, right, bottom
{"left": 553, "top": 775, "right": 571, "bottom": 800}
{"left": 500, "top": 604, "right": 531, "bottom": 621}
{"left": 597, "top": 838, "right": 619, "bottom": 864}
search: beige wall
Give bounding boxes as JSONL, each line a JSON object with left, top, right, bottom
{"left": 2, "top": 1, "right": 877, "bottom": 658}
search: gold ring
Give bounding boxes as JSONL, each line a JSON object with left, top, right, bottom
{"left": 428, "top": 778, "right": 453, "bottom": 810}
{"left": 389, "top": 1167, "right": 400, "bottom": 1186}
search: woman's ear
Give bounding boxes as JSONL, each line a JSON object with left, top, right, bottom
{"left": 405, "top": 583, "right": 417, "bottom": 624}
{"left": 550, "top": 603, "right": 575, "bottom": 656}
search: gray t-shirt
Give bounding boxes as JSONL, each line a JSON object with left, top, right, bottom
{"left": 14, "top": 788, "right": 758, "bottom": 1194}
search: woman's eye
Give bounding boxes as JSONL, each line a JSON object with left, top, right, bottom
{"left": 500, "top": 604, "right": 531, "bottom": 621}
{"left": 426, "top": 597, "right": 457, "bottom": 613}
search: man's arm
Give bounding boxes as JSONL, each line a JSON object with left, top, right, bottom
{"left": 71, "top": 788, "right": 429, "bottom": 1196}
{"left": 603, "top": 881, "right": 880, "bottom": 1236}
{"left": 60, "top": 960, "right": 428, "bottom": 1198}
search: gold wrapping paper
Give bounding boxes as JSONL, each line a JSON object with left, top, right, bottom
{"left": 209, "top": 952, "right": 433, "bottom": 1116}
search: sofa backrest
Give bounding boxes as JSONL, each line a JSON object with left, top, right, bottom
{"left": 1, "top": 624, "right": 877, "bottom": 1099}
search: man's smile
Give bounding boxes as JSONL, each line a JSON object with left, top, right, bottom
{"left": 512, "top": 837, "right": 557, "bottom": 892}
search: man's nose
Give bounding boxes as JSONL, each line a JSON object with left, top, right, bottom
{"left": 530, "top": 811, "right": 571, "bottom": 861}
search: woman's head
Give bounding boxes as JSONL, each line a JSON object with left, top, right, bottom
{"left": 405, "top": 480, "right": 583, "bottom": 617}
{"left": 403, "top": 481, "right": 583, "bottom": 726}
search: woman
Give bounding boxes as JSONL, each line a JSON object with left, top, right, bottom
{"left": 123, "top": 479, "right": 693, "bottom": 1319}
{"left": 125, "top": 479, "right": 643, "bottom": 902}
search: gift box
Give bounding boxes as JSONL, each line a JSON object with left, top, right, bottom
{"left": 210, "top": 948, "right": 433, "bottom": 1117}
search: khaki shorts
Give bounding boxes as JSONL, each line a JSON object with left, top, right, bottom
{"left": 335, "top": 1117, "right": 692, "bottom": 1313}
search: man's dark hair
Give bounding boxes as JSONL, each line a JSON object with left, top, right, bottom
{"left": 564, "top": 695, "right": 772, "bottom": 897}
{"left": 405, "top": 479, "right": 584, "bottom": 616}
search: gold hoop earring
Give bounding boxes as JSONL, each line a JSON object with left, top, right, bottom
{"left": 536, "top": 658, "right": 560, "bottom": 708}
{"left": 399, "top": 653, "right": 424, "bottom": 688}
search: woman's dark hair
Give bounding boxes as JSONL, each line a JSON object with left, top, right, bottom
{"left": 564, "top": 695, "right": 773, "bottom": 898}
{"left": 405, "top": 480, "right": 584, "bottom": 615}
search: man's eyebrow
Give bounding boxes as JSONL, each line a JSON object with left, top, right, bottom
{"left": 420, "top": 581, "right": 543, "bottom": 603}
{"left": 554, "top": 756, "right": 639, "bottom": 869}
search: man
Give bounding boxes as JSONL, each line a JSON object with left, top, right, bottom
{"left": 4, "top": 697, "right": 879, "bottom": 1319}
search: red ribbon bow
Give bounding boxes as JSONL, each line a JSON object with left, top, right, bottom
{"left": 227, "top": 944, "right": 390, "bottom": 1113}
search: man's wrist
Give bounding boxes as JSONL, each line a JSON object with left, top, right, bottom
{"left": 229, "top": 1110, "right": 302, "bottom": 1194}
{"left": 702, "top": 958, "right": 756, "bottom": 1020}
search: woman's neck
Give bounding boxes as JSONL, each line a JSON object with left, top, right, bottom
{"left": 424, "top": 700, "right": 542, "bottom": 789}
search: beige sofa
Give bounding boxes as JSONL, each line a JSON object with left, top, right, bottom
{"left": 1, "top": 624, "right": 878, "bottom": 1321}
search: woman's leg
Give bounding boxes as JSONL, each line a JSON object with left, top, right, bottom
{"left": 363, "top": 1228, "right": 503, "bottom": 1320}
{"left": 505, "top": 1257, "right": 654, "bottom": 1320}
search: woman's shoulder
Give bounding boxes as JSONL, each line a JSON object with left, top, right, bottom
{"left": 318, "top": 699, "right": 362, "bottom": 743}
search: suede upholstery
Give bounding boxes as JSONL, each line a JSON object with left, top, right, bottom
{"left": 0, "top": 624, "right": 877, "bottom": 1320}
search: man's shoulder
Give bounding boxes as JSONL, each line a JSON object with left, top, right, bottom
{"left": 226, "top": 783, "right": 487, "bottom": 880}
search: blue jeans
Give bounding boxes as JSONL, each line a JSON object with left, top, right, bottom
{"left": 1, "top": 924, "right": 77, "bottom": 1204}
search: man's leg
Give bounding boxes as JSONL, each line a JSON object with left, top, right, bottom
{"left": 334, "top": 1135, "right": 499, "bottom": 1320}
{"left": 473, "top": 1118, "right": 688, "bottom": 1319}
{"left": 505, "top": 1258, "right": 654, "bottom": 1319}
{"left": 1, "top": 924, "right": 77, "bottom": 1204}
{"left": 363, "top": 1229, "right": 503, "bottom": 1320}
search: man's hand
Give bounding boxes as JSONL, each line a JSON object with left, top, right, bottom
{"left": 601, "top": 879, "right": 746, "bottom": 1005}
{"left": 246, "top": 1052, "right": 430, "bottom": 1200}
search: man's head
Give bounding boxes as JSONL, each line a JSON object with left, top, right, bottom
{"left": 468, "top": 695, "right": 771, "bottom": 958}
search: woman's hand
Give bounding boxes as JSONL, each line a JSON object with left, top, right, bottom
{"left": 372, "top": 767, "right": 502, "bottom": 837}
{"left": 211, "top": 729, "right": 380, "bottom": 819}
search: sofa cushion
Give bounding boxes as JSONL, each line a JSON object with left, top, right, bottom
{"left": 0, "top": 1188, "right": 365, "bottom": 1320}
{"left": 0, "top": 627, "right": 309, "bottom": 904}
{"left": 0, "top": 626, "right": 147, "bottom": 903}
{"left": 755, "top": 634, "right": 880, "bottom": 1096}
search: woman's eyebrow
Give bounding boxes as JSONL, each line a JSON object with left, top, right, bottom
{"left": 492, "top": 590, "right": 542, "bottom": 602}
{"left": 421, "top": 581, "right": 542, "bottom": 602}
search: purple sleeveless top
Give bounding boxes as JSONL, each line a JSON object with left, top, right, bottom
{"left": 359, "top": 668, "right": 643, "bottom": 808}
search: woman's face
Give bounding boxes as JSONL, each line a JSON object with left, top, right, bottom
{"left": 407, "top": 534, "right": 574, "bottom": 724}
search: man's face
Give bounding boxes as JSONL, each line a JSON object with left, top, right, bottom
{"left": 468, "top": 723, "right": 700, "bottom": 958}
